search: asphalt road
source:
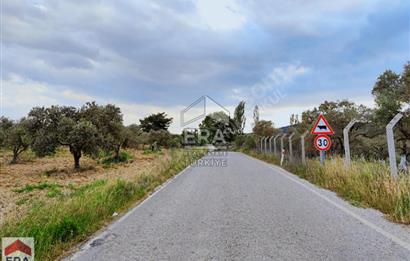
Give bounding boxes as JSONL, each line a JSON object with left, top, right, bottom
{"left": 67, "top": 152, "right": 410, "bottom": 261}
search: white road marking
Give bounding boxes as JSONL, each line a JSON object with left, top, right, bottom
{"left": 244, "top": 153, "right": 410, "bottom": 252}
{"left": 65, "top": 164, "right": 194, "bottom": 260}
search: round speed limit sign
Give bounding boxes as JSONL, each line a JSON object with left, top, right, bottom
{"left": 314, "top": 134, "right": 331, "bottom": 151}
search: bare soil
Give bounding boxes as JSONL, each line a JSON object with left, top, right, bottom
{"left": 0, "top": 148, "right": 162, "bottom": 225}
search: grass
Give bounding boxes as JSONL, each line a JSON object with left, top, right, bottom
{"left": 243, "top": 149, "right": 410, "bottom": 224}
{"left": 12, "top": 182, "right": 63, "bottom": 199}
{"left": 100, "top": 150, "right": 133, "bottom": 165}
{"left": 0, "top": 149, "right": 206, "bottom": 260}
{"left": 13, "top": 182, "right": 62, "bottom": 193}
{"left": 143, "top": 149, "right": 164, "bottom": 155}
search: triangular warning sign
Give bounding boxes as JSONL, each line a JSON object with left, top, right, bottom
{"left": 311, "top": 114, "right": 334, "bottom": 135}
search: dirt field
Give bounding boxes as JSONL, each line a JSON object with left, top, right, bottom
{"left": 0, "top": 148, "right": 163, "bottom": 225}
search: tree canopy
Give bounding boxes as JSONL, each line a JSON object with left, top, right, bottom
{"left": 139, "top": 112, "right": 173, "bottom": 132}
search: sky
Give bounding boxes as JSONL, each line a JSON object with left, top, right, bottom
{"left": 2, "top": 0, "right": 409, "bottom": 133}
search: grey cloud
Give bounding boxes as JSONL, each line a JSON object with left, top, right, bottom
{"left": 3, "top": 0, "right": 408, "bottom": 111}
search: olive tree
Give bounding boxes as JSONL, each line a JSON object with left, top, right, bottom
{"left": 4, "top": 119, "right": 32, "bottom": 164}
{"left": 148, "top": 130, "right": 173, "bottom": 150}
{"left": 81, "top": 102, "right": 124, "bottom": 159}
{"left": 57, "top": 118, "right": 100, "bottom": 169}
{"left": 122, "top": 124, "right": 142, "bottom": 149}
{"left": 0, "top": 116, "right": 13, "bottom": 149}
{"left": 28, "top": 105, "right": 101, "bottom": 169}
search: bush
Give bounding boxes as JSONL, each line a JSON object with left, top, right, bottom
{"left": 101, "top": 150, "right": 132, "bottom": 165}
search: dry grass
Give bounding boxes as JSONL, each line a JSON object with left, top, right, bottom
{"left": 0, "top": 148, "right": 206, "bottom": 260}
{"left": 244, "top": 150, "right": 410, "bottom": 224}
{"left": 0, "top": 148, "right": 160, "bottom": 225}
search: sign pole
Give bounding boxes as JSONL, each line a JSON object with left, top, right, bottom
{"left": 320, "top": 150, "right": 326, "bottom": 165}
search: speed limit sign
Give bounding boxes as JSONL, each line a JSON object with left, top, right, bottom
{"left": 314, "top": 134, "right": 331, "bottom": 151}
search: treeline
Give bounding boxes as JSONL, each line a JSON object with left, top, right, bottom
{"left": 242, "top": 61, "right": 410, "bottom": 167}
{"left": 1, "top": 62, "right": 408, "bottom": 168}
{"left": 0, "top": 102, "right": 177, "bottom": 168}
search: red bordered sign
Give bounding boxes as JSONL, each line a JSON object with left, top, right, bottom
{"left": 314, "top": 134, "right": 332, "bottom": 151}
{"left": 311, "top": 114, "right": 334, "bottom": 135}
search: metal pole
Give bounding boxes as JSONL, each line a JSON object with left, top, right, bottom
{"left": 288, "top": 133, "right": 295, "bottom": 162}
{"left": 301, "top": 130, "right": 308, "bottom": 165}
{"left": 343, "top": 120, "right": 358, "bottom": 167}
{"left": 274, "top": 133, "right": 282, "bottom": 156}
{"left": 320, "top": 150, "right": 326, "bottom": 165}
{"left": 386, "top": 113, "right": 403, "bottom": 178}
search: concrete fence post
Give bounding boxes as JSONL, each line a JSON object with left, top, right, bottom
{"left": 269, "top": 136, "right": 274, "bottom": 153}
{"left": 280, "top": 134, "right": 286, "bottom": 155}
{"left": 274, "top": 133, "right": 282, "bottom": 156}
{"left": 280, "top": 134, "right": 287, "bottom": 166}
{"left": 288, "top": 133, "right": 295, "bottom": 162}
{"left": 343, "top": 120, "right": 358, "bottom": 167}
{"left": 386, "top": 112, "right": 404, "bottom": 178}
{"left": 264, "top": 137, "right": 269, "bottom": 153}
{"left": 301, "top": 131, "right": 309, "bottom": 165}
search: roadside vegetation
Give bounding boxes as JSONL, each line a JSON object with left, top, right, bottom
{"left": 244, "top": 150, "right": 410, "bottom": 224}
{"left": 0, "top": 149, "right": 205, "bottom": 260}
{"left": 234, "top": 62, "right": 410, "bottom": 224}
{"left": 0, "top": 101, "right": 205, "bottom": 260}
{"left": 0, "top": 60, "right": 408, "bottom": 258}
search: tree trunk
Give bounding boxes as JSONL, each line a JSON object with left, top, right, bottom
{"left": 10, "top": 145, "right": 21, "bottom": 164}
{"left": 114, "top": 145, "right": 120, "bottom": 160}
{"left": 72, "top": 149, "right": 81, "bottom": 169}
{"left": 11, "top": 151, "right": 18, "bottom": 164}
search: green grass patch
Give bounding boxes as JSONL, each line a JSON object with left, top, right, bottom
{"left": 13, "top": 182, "right": 62, "bottom": 193}
{"left": 0, "top": 149, "right": 206, "bottom": 260}
{"left": 16, "top": 198, "right": 30, "bottom": 206}
{"left": 100, "top": 150, "right": 132, "bottom": 165}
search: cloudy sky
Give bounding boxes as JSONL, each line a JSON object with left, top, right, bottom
{"left": 2, "top": 0, "right": 409, "bottom": 133}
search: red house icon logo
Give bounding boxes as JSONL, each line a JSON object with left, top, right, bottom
{"left": 2, "top": 237, "right": 34, "bottom": 261}
{"left": 5, "top": 240, "right": 32, "bottom": 256}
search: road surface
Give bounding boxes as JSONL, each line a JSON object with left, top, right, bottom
{"left": 67, "top": 152, "right": 410, "bottom": 260}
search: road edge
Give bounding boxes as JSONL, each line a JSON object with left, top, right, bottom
{"left": 62, "top": 163, "right": 195, "bottom": 260}
{"left": 239, "top": 152, "right": 410, "bottom": 252}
